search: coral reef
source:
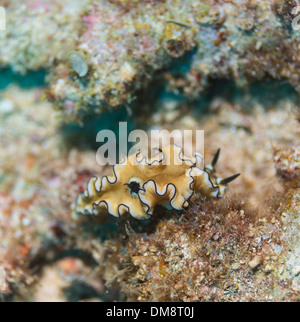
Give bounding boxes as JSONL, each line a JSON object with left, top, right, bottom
{"left": 1, "top": 1, "right": 300, "bottom": 120}
{"left": 0, "top": 82, "right": 299, "bottom": 302}
{"left": 102, "top": 190, "right": 300, "bottom": 301}
{"left": 94, "top": 93, "right": 300, "bottom": 302}
{"left": 0, "top": 85, "right": 104, "bottom": 300}
{"left": 0, "top": 0, "right": 300, "bottom": 303}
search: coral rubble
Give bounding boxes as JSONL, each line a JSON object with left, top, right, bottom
{"left": 1, "top": 1, "right": 300, "bottom": 120}
{"left": 103, "top": 191, "right": 299, "bottom": 301}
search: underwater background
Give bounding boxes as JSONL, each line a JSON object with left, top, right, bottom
{"left": 0, "top": 0, "right": 299, "bottom": 302}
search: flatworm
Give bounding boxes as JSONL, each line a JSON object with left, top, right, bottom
{"left": 76, "top": 145, "right": 240, "bottom": 219}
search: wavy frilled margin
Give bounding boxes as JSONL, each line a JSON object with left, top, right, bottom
{"left": 76, "top": 145, "right": 240, "bottom": 220}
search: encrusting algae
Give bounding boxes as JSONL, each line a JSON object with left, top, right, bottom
{"left": 76, "top": 145, "right": 240, "bottom": 219}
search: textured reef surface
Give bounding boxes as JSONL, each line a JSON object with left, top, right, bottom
{"left": 0, "top": 0, "right": 300, "bottom": 302}
{"left": 1, "top": 0, "right": 300, "bottom": 121}
{"left": 0, "top": 84, "right": 299, "bottom": 301}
